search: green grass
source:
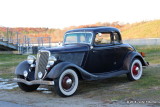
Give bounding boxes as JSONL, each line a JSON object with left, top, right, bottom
{"left": 0, "top": 54, "right": 27, "bottom": 63}
{"left": 132, "top": 66, "right": 160, "bottom": 89}
{"left": 134, "top": 45, "right": 160, "bottom": 64}
{"left": 0, "top": 73, "right": 15, "bottom": 79}
{"left": 0, "top": 54, "right": 27, "bottom": 78}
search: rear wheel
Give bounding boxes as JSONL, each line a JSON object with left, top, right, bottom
{"left": 54, "top": 69, "right": 78, "bottom": 97}
{"left": 17, "top": 75, "right": 39, "bottom": 92}
{"left": 127, "top": 59, "right": 143, "bottom": 81}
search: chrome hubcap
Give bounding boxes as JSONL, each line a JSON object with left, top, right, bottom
{"left": 66, "top": 78, "right": 72, "bottom": 85}
{"left": 62, "top": 74, "right": 74, "bottom": 90}
{"left": 135, "top": 67, "right": 139, "bottom": 71}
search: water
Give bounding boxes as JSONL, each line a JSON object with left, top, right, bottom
{"left": 0, "top": 78, "right": 18, "bottom": 90}
{"left": 37, "top": 88, "right": 53, "bottom": 94}
{"left": 0, "top": 78, "right": 52, "bottom": 94}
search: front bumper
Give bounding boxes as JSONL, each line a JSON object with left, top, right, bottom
{"left": 13, "top": 78, "right": 54, "bottom": 86}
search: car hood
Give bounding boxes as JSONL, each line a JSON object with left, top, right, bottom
{"left": 44, "top": 44, "right": 90, "bottom": 53}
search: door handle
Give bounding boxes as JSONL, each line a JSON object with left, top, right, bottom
{"left": 92, "top": 50, "right": 98, "bottom": 53}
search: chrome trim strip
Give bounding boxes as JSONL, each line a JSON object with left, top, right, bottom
{"left": 42, "top": 70, "right": 48, "bottom": 80}
{"left": 13, "top": 78, "right": 54, "bottom": 85}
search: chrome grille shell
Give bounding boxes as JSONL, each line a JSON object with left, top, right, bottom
{"left": 35, "top": 50, "right": 50, "bottom": 79}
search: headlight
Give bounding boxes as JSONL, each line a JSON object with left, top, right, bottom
{"left": 27, "top": 55, "right": 36, "bottom": 64}
{"left": 23, "top": 70, "right": 28, "bottom": 77}
{"left": 38, "top": 72, "right": 43, "bottom": 79}
{"left": 48, "top": 56, "right": 57, "bottom": 66}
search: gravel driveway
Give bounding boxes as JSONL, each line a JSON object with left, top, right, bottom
{"left": 0, "top": 78, "right": 158, "bottom": 107}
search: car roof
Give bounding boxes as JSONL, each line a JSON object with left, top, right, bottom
{"left": 66, "top": 26, "right": 120, "bottom": 33}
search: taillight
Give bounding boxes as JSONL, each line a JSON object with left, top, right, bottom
{"left": 139, "top": 52, "right": 145, "bottom": 57}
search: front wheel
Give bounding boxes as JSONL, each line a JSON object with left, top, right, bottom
{"left": 54, "top": 69, "right": 79, "bottom": 97}
{"left": 17, "top": 75, "right": 39, "bottom": 92}
{"left": 127, "top": 59, "right": 143, "bottom": 81}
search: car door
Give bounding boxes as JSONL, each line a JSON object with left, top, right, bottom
{"left": 113, "top": 32, "right": 129, "bottom": 70}
{"left": 84, "top": 32, "right": 115, "bottom": 73}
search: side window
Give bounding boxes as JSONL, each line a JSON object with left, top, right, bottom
{"left": 95, "top": 33, "right": 111, "bottom": 45}
{"left": 113, "top": 33, "right": 120, "bottom": 44}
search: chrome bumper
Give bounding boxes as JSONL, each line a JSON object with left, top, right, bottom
{"left": 13, "top": 78, "right": 54, "bottom": 86}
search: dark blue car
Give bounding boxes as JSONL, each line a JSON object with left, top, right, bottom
{"left": 14, "top": 27, "right": 148, "bottom": 97}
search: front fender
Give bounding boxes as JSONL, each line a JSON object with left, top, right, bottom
{"left": 123, "top": 51, "right": 148, "bottom": 71}
{"left": 46, "top": 62, "right": 97, "bottom": 80}
{"left": 15, "top": 61, "right": 30, "bottom": 76}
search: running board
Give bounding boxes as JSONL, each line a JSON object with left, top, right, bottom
{"left": 88, "top": 70, "right": 129, "bottom": 80}
{"left": 68, "top": 64, "right": 129, "bottom": 80}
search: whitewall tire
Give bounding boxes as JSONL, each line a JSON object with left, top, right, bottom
{"left": 55, "top": 69, "right": 78, "bottom": 97}
{"left": 127, "top": 59, "right": 143, "bottom": 81}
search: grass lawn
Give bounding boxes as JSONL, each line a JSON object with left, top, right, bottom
{"left": 0, "top": 54, "right": 27, "bottom": 78}
{"left": 134, "top": 45, "right": 160, "bottom": 64}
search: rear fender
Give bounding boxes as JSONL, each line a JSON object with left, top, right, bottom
{"left": 123, "top": 51, "right": 148, "bottom": 71}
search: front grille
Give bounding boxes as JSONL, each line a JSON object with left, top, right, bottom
{"left": 35, "top": 50, "right": 50, "bottom": 79}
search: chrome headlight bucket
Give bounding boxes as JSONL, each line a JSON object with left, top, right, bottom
{"left": 27, "top": 55, "right": 36, "bottom": 64}
{"left": 23, "top": 70, "right": 28, "bottom": 77}
{"left": 48, "top": 56, "right": 57, "bottom": 66}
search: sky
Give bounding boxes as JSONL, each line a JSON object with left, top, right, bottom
{"left": 0, "top": 0, "right": 160, "bottom": 28}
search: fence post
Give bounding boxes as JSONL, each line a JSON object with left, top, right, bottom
{"left": 18, "top": 39, "right": 21, "bottom": 54}
{"left": 16, "top": 32, "right": 20, "bottom": 54}
{"left": 16, "top": 32, "right": 19, "bottom": 45}
{"left": 49, "top": 36, "right": 51, "bottom": 47}
{"left": 38, "top": 37, "right": 40, "bottom": 47}
{"left": 10, "top": 30, "right": 12, "bottom": 43}
{"left": 6, "top": 27, "right": 9, "bottom": 42}
{"left": 41, "top": 37, "right": 43, "bottom": 47}
{"left": 24, "top": 35, "right": 27, "bottom": 47}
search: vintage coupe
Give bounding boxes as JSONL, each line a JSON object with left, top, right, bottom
{"left": 14, "top": 27, "right": 148, "bottom": 97}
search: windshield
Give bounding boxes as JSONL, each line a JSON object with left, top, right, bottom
{"left": 64, "top": 32, "right": 93, "bottom": 45}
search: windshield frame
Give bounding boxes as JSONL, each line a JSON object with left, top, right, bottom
{"left": 63, "top": 32, "right": 93, "bottom": 45}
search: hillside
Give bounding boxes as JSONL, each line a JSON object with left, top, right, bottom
{"left": 0, "top": 20, "right": 160, "bottom": 42}
{"left": 121, "top": 20, "right": 160, "bottom": 39}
